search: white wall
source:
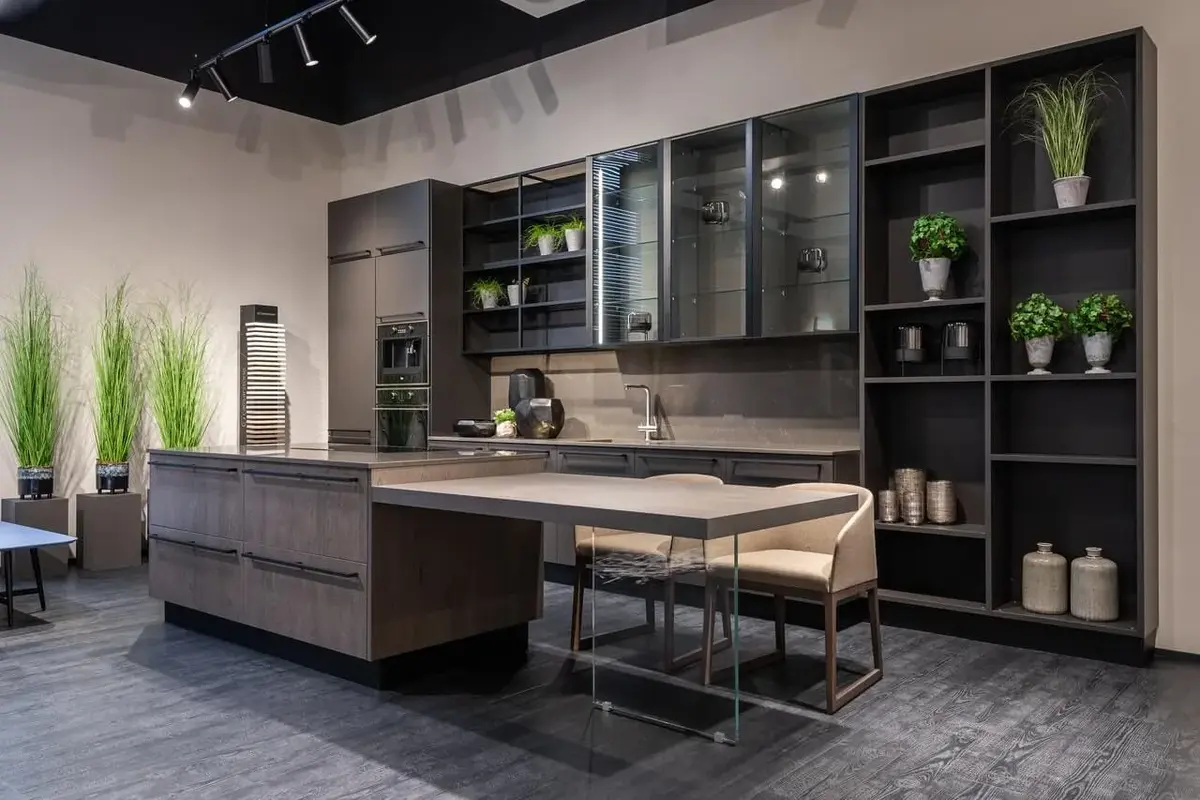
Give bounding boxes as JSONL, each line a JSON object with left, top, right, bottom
{"left": 0, "top": 35, "right": 341, "bottom": 499}
{"left": 338, "top": 0, "right": 1200, "bottom": 654}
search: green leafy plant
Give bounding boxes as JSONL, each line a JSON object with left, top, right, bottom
{"left": 559, "top": 216, "right": 586, "bottom": 232}
{"left": 494, "top": 408, "right": 516, "bottom": 424}
{"left": 1007, "top": 66, "right": 1118, "bottom": 179}
{"left": 909, "top": 212, "right": 968, "bottom": 261}
{"left": 0, "top": 267, "right": 63, "bottom": 468}
{"left": 469, "top": 277, "right": 504, "bottom": 307}
{"left": 93, "top": 277, "right": 142, "bottom": 464}
{"left": 146, "top": 289, "right": 212, "bottom": 450}
{"left": 1009, "top": 292, "right": 1068, "bottom": 341}
{"left": 523, "top": 222, "right": 563, "bottom": 250}
{"left": 1068, "top": 293, "right": 1133, "bottom": 339}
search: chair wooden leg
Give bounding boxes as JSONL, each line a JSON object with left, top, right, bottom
{"left": 824, "top": 593, "right": 838, "bottom": 714}
{"left": 701, "top": 579, "right": 716, "bottom": 685}
{"left": 570, "top": 555, "right": 585, "bottom": 652}
{"left": 774, "top": 594, "right": 786, "bottom": 654}
{"left": 868, "top": 586, "right": 883, "bottom": 671}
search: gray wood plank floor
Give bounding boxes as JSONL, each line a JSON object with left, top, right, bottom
{"left": 0, "top": 568, "right": 1196, "bottom": 799}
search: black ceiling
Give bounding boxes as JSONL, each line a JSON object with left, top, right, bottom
{"left": 0, "top": 0, "right": 716, "bottom": 124}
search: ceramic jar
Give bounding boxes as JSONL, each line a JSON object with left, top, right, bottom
{"left": 1022, "top": 542, "right": 1067, "bottom": 615}
{"left": 918, "top": 257, "right": 951, "bottom": 301}
{"left": 1024, "top": 336, "right": 1055, "bottom": 375}
{"left": 1083, "top": 332, "right": 1113, "bottom": 374}
{"left": 1071, "top": 547, "right": 1119, "bottom": 621}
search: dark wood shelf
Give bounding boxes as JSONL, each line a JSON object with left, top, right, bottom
{"left": 864, "top": 297, "right": 985, "bottom": 313}
{"left": 464, "top": 343, "right": 592, "bottom": 357}
{"left": 876, "top": 521, "right": 986, "bottom": 539}
{"left": 865, "top": 375, "right": 984, "bottom": 385}
{"left": 463, "top": 202, "right": 586, "bottom": 233}
{"left": 990, "top": 453, "right": 1137, "bottom": 466}
{"left": 990, "top": 199, "right": 1136, "bottom": 227}
{"left": 991, "top": 372, "right": 1136, "bottom": 382}
{"left": 864, "top": 140, "right": 986, "bottom": 169}
{"left": 464, "top": 298, "right": 585, "bottom": 316}
{"left": 877, "top": 589, "right": 990, "bottom": 614}
{"left": 521, "top": 250, "right": 587, "bottom": 267}
{"left": 521, "top": 202, "right": 586, "bottom": 220}
{"left": 993, "top": 603, "right": 1139, "bottom": 637}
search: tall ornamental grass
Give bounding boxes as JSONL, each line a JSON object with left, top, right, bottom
{"left": 0, "top": 267, "right": 62, "bottom": 468}
{"left": 1007, "top": 66, "right": 1117, "bottom": 179}
{"left": 93, "top": 278, "right": 142, "bottom": 464}
{"left": 146, "top": 293, "right": 211, "bottom": 450}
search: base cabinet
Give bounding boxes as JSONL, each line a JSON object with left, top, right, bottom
{"left": 148, "top": 527, "right": 243, "bottom": 622}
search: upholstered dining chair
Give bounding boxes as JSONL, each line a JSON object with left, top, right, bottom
{"left": 571, "top": 472, "right": 731, "bottom": 672}
{"left": 700, "top": 482, "right": 881, "bottom": 714}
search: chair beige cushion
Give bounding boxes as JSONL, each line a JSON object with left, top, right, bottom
{"left": 708, "top": 549, "right": 834, "bottom": 592}
{"left": 576, "top": 531, "right": 672, "bottom": 559}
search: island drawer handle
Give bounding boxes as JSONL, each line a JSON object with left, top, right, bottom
{"left": 243, "top": 469, "right": 360, "bottom": 484}
{"left": 150, "top": 462, "right": 239, "bottom": 474}
{"left": 149, "top": 533, "right": 238, "bottom": 556}
{"left": 243, "top": 552, "right": 360, "bottom": 580}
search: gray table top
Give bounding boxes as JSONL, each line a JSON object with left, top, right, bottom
{"left": 373, "top": 473, "right": 858, "bottom": 540}
{"left": 0, "top": 521, "right": 75, "bottom": 550}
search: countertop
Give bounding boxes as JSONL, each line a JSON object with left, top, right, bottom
{"left": 147, "top": 445, "right": 548, "bottom": 469}
{"left": 427, "top": 435, "right": 859, "bottom": 457}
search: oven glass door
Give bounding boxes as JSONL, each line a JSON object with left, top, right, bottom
{"left": 377, "top": 321, "right": 428, "bottom": 386}
{"left": 375, "top": 387, "right": 429, "bottom": 449}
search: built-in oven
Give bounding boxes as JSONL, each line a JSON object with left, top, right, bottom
{"left": 375, "top": 387, "right": 429, "bottom": 450}
{"left": 377, "top": 317, "right": 428, "bottom": 387}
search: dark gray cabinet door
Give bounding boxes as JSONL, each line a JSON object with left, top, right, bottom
{"left": 376, "top": 249, "right": 430, "bottom": 319}
{"left": 557, "top": 448, "right": 636, "bottom": 477}
{"left": 328, "top": 256, "right": 376, "bottom": 438}
{"left": 726, "top": 458, "right": 829, "bottom": 486}
{"left": 328, "top": 194, "right": 375, "bottom": 259}
{"left": 375, "top": 182, "right": 429, "bottom": 251}
{"left": 636, "top": 452, "right": 724, "bottom": 478}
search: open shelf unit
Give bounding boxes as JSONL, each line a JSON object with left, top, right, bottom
{"left": 859, "top": 30, "right": 1156, "bottom": 650}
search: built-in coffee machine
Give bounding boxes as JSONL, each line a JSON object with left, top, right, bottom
{"left": 375, "top": 315, "right": 429, "bottom": 448}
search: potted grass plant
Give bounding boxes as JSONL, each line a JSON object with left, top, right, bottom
{"left": 909, "top": 212, "right": 968, "bottom": 301}
{"left": 470, "top": 277, "right": 503, "bottom": 309}
{"left": 0, "top": 267, "right": 63, "bottom": 499}
{"left": 1007, "top": 66, "right": 1118, "bottom": 208}
{"left": 524, "top": 222, "right": 562, "bottom": 257}
{"left": 92, "top": 278, "right": 142, "bottom": 493}
{"left": 1068, "top": 293, "right": 1133, "bottom": 374}
{"left": 1009, "top": 292, "right": 1068, "bottom": 375}
{"left": 146, "top": 292, "right": 212, "bottom": 450}
{"left": 560, "top": 217, "right": 586, "bottom": 252}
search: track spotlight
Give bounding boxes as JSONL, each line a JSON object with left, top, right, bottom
{"left": 294, "top": 22, "right": 318, "bottom": 67}
{"left": 257, "top": 37, "right": 274, "bottom": 84}
{"left": 178, "top": 70, "right": 201, "bottom": 108}
{"left": 206, "top": 63, "right": 237, "bottom": 102}
{"left": 338, "top": 4, "right": 376, "bottom": 45}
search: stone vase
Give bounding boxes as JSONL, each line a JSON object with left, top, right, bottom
{"left": 1083, "top": 332, "right": 1113, "bottom": 374}
{"left": 918, "top": 257, "right": 951, "bottom": 301}
{"left": 1022, "top": 542, "right": 1068, "bottom": 615}
{"left": 1024, "top": 336, "right": 1055, "bottom": 375}
{"left": 564, "top": 228, "right": 585, "bottom": 252}
{"left": 1053, "top": 175, "right": 1091, "bottom": 209}
{"left": 1071, "top": 547, "right": 1119, "bottom": 622}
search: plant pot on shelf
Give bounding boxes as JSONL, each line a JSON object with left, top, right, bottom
{"left": 918, "top": 257, "right": 951, "bottom": 301}
{"left": 96, "top": 461, "right": 130, "bottom": 494}
{"left": 506, "top": 284, "right": 526, "bottom": 307}
{"left": 564, "top": 228, "right": 585, "bottom": 252}
{"left": 1024, "top": 336, "right": 1055, "bottom": 375}
{"left": 16, "top": 466, "right": 54, "bottom": 500}
{"left": 537, "top": 235, "right": 557, "bottom": 256}
{"left": 1053, "top": 175, "right": 1091, "bottom": 209}
{"left": 1082, "top": 332, "right": 1113, "bottom": 374}
{"left": 480, "top": 292, "right": 499, "bottom": 310}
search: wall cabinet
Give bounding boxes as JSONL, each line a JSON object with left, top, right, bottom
{"left": 328, "top": 193, "right": 376, "bottom": 260}
{"left": 375, "top": 183, "right": 429, "bottom": 250}
{"left": 375, "top": 248, "right": 430, "bottom": 319}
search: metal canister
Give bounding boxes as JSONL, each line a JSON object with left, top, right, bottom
{"left": 878, "top": 489, "right": 899, "bottom": 523}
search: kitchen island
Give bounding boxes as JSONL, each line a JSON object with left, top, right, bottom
{"left": 147, "top": 445, "right": 547, "bottom": 687}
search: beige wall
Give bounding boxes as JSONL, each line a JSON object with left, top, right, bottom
{"left": 0, "top": 35, "right": 341, "bottom": 500}
{"left": 339, "top": 0, "right": 1199, "bottom": 653}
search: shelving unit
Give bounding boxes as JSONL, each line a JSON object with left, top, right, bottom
{"left": 860, "top": 29, "right": 1156, "bottom": 657}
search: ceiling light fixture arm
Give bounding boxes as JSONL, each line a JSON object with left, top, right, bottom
{"left": 195, "top": 0, "right": 347, "bottom": 70}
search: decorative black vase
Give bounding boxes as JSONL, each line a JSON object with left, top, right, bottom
{"left": 17, "top": 466, "right": 54, "bottom": 499}
{"left": 514, "top": 398, "right": 565, "bottom": 439}
{"left": 96, "top": 461, "right": 130, "bottom": 494}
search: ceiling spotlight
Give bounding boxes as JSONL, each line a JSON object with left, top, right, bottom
{"left": 257, "top": 37, "right": 274, "bottom": 84}
{"left": 338, "top": 4, "right": 376, "bottom": 45}
{"left": 178, "top": 70, "right": 201, "bottom": 108}
{"left": 206, "top": 63, "right": 237, "bottom": 102}
{"left": 294, "top": 22, "right": 318, "bottom": 67}
{"left": 814, "top": 170, "right": 829, "bottom": 184}
{"left": 769, "top": 176, "right": 785, "bottom": 191}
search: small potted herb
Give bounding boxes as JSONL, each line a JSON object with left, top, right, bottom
{"left": 494, "top": 407, "right": 517, "bottom": 438}
{"left": 524, "top": 222, "right": 562, "bottom": 257}
{"left": 561, "top": 216, "right": 586, "bottom": 252}
{"left": 1007, "top": 66, "right": 1117, "bottom": 208}
{"left": 1009, "top": 292, "right": 1068, "bottom": 375}
{"left": 909, "top": 212, "right": 968, "bottom": 301}
{"left": 1068, "top": 293, "right": 1133, "bottom": 374}
{"left": 507, "top": 277, "right": 530, "bottom": 307}
{"left": 470, "top": 277, "right": 503, "bottom": 309}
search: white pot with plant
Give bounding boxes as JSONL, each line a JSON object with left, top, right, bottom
{"left": 909, "top": 212, "right": 968, "bottom": 301}
{"left": 1008, "top": 66, "right": 1117, "bottom": 209}
{"left": 1068, "top": 292, "right": 1133, "bottom": 374}
{"left": 146, "top": 288, "right": 212, "bottom": 451}
{"left": 561, "top": 217, "right": 586, "bottom": 252}
{"left": 470, "top": 277, "right": 503, "bottom": 309}
{"left": 494, "top": 407, "right": 517, "bottom": 438}
{"left": 1009, "top": 292, "right": 1068, "bottom": 375}
{"left": 506, "top": 277, "right": 529, "bottom": 307}
{"left": 0, "top": 266, "right": 63, "bottom": 500}
{"left": 524, "top": 223, "right": 562, "bottom": 257}
{"left": 93, "top": 277, "right": 142, "bottom": 494}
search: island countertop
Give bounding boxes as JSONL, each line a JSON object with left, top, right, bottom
{"left": 148, "top": 444, "right": 547, "bottom": 470}
{"left": 426, "top": 435, "right": 859, "bottom": 457}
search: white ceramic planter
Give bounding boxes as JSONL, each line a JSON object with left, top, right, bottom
{"left": 1025, "top": 336, "right": 1055, "bottom": 375}
{"left": 1082, "top": 332, "right": 1112, "bottom": 374}
{"left": 506, "top": 284, "right": 525, "bottom": 306}
{"left": 918, "top": 257, "right": 951, "bottom": 301}
{"left": 496, "top": 420, "right": 517, "bottom": 438}
{"left": 537, "top": 235, "right": 556, "bottom": 256}
{"left": 1053, "top": 175, "right": 1090, "bottom": 209}
{"left": 480, "top": 292, "right": 499, "bottom": 309}
{"left": 564, "top": 228, "right": 585, "bottom": 252}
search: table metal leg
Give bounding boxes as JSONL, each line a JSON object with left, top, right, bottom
{"left": 3, "top": 551, "right": 12, "bottom": 627}
{"left": 29, "top": 549, "right": 45, "bottom": 611}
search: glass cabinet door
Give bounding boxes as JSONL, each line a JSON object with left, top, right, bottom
{"left": 668, "top": 122, "right": 750, "bottom": 340}
{"left": 591, "top": 144, "right": 661, "bottom": 345}
{"left": 759, "top": 99, "right": 855, "bottom": 335}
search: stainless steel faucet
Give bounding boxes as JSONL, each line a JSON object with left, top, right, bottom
{"left": 624, "top": 384, "right": 659, "bottom": 442}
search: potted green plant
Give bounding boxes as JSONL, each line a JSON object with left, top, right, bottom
{"left": 506, "top": 276, "right": 530, "bottom": 307}
{"left": 561, "top": 216, "right": 586, "bottom": 252}
{"left": 0, "top": 267, "right": 63, "bottom": 499}
{"left": 524, "top": 222, "right": 562, "bottom": 257}
{"left": 1007, "top": 66, "right": 1117, "bottom": 209}
{"left": 909, "top": 212, "right": 968, "bottom": 301}
{"left": 494, "top": 407, "right": 517, "bottom": 438}
{"left": 1009, "top": 292, "right": 1068, "bottom": 375}
{"left": 470, "top": 277, "right": 503, "bottom": 309}
{"left": 93, "top": 277, "right": 142, "bottom": 493}
{"left": 1068, "top": 293, "right": 1133, "bottom": 374}
{"left": 146, "top": 290, "right": 212, "bottom": 450}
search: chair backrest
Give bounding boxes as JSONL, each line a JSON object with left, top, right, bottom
{"left": 776, "top": 482, "right": 875, "bottom": 591}
{"left": 575, "top": 472, "right": 724, "bottom": 546}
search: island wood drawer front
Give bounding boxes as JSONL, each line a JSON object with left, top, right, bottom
{"left": 557, "top": 449, "right": 635, "bottom": 476}
{"left": 727, "top": 458, "right": 828, "bottom": 486}
{"left": 148, "top": 459, "right": 243, "bottom": 539}
{"left": 148, "top": 526, "right": 243, "bottom": 622}
{"left": 241, "top": 545, "right": 367, "bottom": 658}
{"left": 242, "top": 466, "right": 368, "bottom": 562}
